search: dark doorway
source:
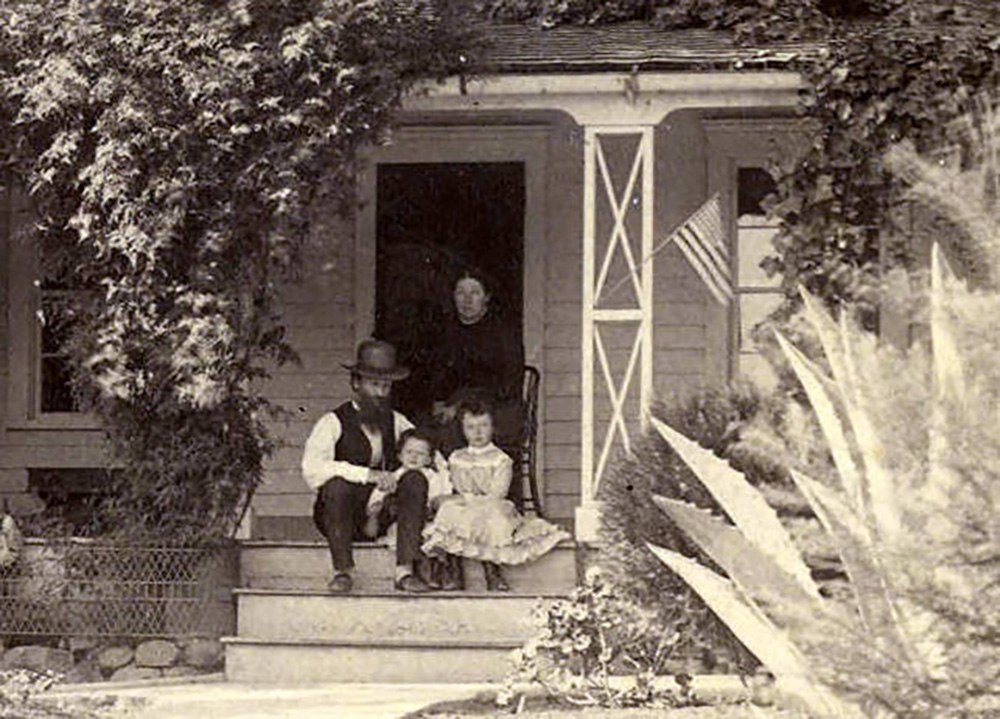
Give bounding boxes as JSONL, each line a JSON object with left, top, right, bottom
{"left": 375, "top": 162, "right": 525, "bottom": 419}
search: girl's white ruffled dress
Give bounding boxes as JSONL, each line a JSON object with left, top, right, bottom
{"left": 422, "top": 443, "right": 568, "bottom": 564}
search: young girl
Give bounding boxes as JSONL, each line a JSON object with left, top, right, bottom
{"left": 422, "top": 400, "right": 569, "bottom": 591}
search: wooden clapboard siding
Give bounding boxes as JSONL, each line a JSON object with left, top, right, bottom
{"left": 0, "top": 468, "right": 28, "bottom": 493}
{"left": 544, "top": 494, "right": 584, "bottom": 527}
{"left": 0, "top": 177, "right": 7, "bottom": 445}
{"left": 271, "top": 351, "right": 356, "bottom": 376}
{"left": 251, "top": 211, "right": 358, "bottom": 520}
{"left": 544, "top": 445, "right": 583, "bottom": 471}
{"left": 546, "top": 323, "right": 705, "bottom": 350}
{"left": 255, "top": 373, "right": 348, "bottom": 401}
{"left": 538, "top": 117, "right": 583, "bottom": 524}
{"left": 280, "top": 299, "right": 353, "bottom": 327}
{"left": 544, "top": 470, "right": 580, "bottom": 495}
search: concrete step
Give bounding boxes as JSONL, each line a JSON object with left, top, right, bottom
{"left": 235, "top": 588, "right": 552, "bottom": 643}
{"left": 223, "top": 636, "right": 518, "bottom": 683}
{"left": 239, "top": 540, "right": 579, "bottom": 594}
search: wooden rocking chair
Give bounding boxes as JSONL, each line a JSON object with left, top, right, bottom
{"left": 516, "top": 365, "right": 544, "bottom": 517}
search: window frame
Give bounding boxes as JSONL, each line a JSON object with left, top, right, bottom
{"left": 705, "top": 117, "right": 805, "bottom": 384}
{"left": 6, "top": 214, "right": 100, "bottom": 430}
{"left": 731, "top": 195, "right": 784, "bottom": 387}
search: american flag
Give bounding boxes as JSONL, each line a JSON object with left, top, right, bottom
{"left": 668, "top": 194, "right": 732, "bottom": 305}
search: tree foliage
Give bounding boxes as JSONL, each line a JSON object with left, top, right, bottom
{"left": 772, "top": 12, "right": 1000, "bottom": 324}
{"left": 0, "top": 0, "right": 471, "bottom": 540}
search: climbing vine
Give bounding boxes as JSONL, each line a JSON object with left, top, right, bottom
{"left": 0, "top": 0, "right": 472, "bottom": 540}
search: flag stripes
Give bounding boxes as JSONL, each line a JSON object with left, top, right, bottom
{"left": 670, "top": 194, "right": 732, "bottom": 305}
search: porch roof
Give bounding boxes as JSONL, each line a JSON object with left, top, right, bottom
{"left": 475, "top": 22, "right": 823, "bottom": 73}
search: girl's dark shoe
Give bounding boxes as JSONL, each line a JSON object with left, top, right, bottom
{"left": 484, "top": 562, "right": 510, "bottom": 592}
{"left": 441, "top": 554, "right": 465, "bottom": 591}
{"left": 418, "top": 557, "right": 442, "bottom": 590}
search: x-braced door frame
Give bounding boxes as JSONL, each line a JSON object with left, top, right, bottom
{"left": 580, "top": 125, "right": 654, "bottom": 515}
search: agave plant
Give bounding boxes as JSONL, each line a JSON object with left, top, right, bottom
{"left": 651, "top": 247, "right": 998, "bottom": 716}
{"left": 651, "top": 100, "right": 1000, "bottom": 717}
{"left": 647, "top": 108, "right": 1000, "bottom": 718}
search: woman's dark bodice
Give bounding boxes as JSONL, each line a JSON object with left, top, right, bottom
{"left": 430, "top": 311, "right": 524, "bottom": 406}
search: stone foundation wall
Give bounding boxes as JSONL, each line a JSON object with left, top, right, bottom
{"left": 0, "top": 637, "right": 224, "bottom": 684}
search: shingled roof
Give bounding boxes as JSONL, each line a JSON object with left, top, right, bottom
{"left": 474, "top": 22, "right": 823, "bottom": 72}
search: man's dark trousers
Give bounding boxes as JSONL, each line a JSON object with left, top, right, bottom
{"left": 313, "top": 470, "right": 429, "bottom": 572}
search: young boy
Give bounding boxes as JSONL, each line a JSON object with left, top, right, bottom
{"left": 363, "top": 428, "right": 451, "bottom": 539}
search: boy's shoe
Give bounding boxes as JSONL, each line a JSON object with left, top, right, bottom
{"left": 327, "top": 573, "right": 353, "bottom": 594}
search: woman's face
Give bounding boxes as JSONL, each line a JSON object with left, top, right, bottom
{"left": 454, "top": 277, "right": 489, "bottom": 325}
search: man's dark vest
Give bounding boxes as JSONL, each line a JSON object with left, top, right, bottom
{"left": 333, "top": 402, "right": 400, "bottom": 471}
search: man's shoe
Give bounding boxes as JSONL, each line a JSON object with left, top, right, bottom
{"left": 327, "top": 573, "right": 353, "bottom": 594}
{"left": 394, "top": 573, "right": 431, "bottom": 593}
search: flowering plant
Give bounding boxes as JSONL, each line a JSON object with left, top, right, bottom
{"left": 500, "top": 568, "right": 687, "bottom": 709}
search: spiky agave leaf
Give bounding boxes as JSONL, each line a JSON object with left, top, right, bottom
{"left": 652, "top": 495, "right": 819, "bottom": 608}
{"left": 646, "top": 543, "right": 862, "bottom": 719}
{"left": 773, "top": 329, "right": 864, "bottom": 514}
{"left": 650, "top": 416, "right": 819, "bottom": 599}
{"left": 788, "top": 469, "right": 902, "bottom": 652}
{"left": 836, "top": 313, "right": 902, "bottom": 544}
{"left": 930, "top": 244, "right": 966, "bottom": 408}
{"left": 786, "top": 293, "right": 950, "bottom": 679}
{"left": 925, "top": 244, "right": 966, "bottom": 543}
{"left": 795, "top": 289, "right": 901, "bottom": 542}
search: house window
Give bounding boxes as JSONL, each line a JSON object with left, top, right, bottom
{"left": 38, "top": 285, "right": 84, "bottom": 413}
{"left": 734, "top": 167, "right": 783, "bottom": 389}
{"left": 6, "top": 218, "right": 97, "bottom": 426}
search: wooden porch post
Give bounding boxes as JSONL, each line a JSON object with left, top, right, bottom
{"left": 576, "top": 125, "right": 655, "bottom": 542}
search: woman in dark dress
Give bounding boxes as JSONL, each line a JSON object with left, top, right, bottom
{"left": 429, "top": 270, "right": 524, "bottom": 459}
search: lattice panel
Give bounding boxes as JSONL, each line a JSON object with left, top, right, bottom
{"left": 581, "top": 127, "right": 654, "bottom": 503}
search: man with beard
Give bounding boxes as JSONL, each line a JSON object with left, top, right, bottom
{"left": 302, "top": 339, "right": 444, "bottom": 594}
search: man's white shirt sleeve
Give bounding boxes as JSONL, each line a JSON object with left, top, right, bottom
{"left": 301, "top": 412, "right": 370, "bottom": 490}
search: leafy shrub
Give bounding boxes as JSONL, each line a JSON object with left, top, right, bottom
{"left": 597, "top": 383, "right": 790, "bottom": 673}
{"left": 0, "top": 669, "right": 123, "bottom": 719}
